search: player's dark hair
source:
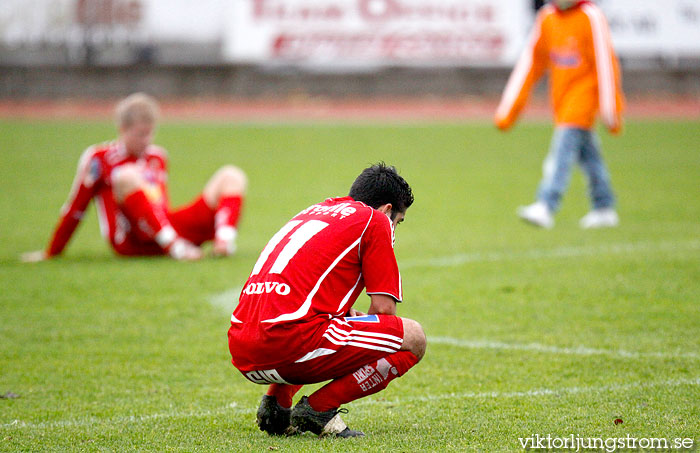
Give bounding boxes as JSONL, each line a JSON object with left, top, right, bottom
{"left": 349, "top": 163, "right": 414, "bottom": 218}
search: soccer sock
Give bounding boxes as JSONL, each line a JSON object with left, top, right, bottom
{"left": 121, "top": 190, "right": 176, "bottom": 248}
{"left": 214, "top": 195, "right": 243, "bottom": 249}
{"left": 215, "top": 195, "right": 243, "bottom": 230}
{"left": 266, "top": 384, "right": 303, "bottom": 409}
{"left": 307, "top": 351, "right": 419, "bottom": 412}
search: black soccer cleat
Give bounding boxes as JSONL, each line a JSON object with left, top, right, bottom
{"left": 256, "top": 395, "right": 294, "bottom": 436}
{"left": 290, "top": 396, "right": 365, "bottom": 438}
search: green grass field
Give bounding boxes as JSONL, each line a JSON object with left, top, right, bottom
{"left": 1, "top": 118, "right": 699, "bottom": 451}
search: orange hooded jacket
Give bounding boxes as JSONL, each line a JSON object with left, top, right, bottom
{"left": 495, "top": 1, "right": 624, "bottom": 133}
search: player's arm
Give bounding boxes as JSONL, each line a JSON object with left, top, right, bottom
{"left": 360, "top": 212, "right": 403, "bottom": 313}
{"left": 494, "top": 9, "right": 549, "bottom": 131}
{"left": 23, "top": 150, "right": 99, "bottom": 261}
{"left": 367, "top": 294, "right": 397, "bottom": 316}
{"left": 586, "top": 4, "right": 624, "bottom": 134}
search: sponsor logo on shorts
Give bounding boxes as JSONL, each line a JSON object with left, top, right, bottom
{"left": 244, "top": 369, "right": 290, "bottom": 385}
{"left": 243, "top": 281, "right": 291, "bottom": 296}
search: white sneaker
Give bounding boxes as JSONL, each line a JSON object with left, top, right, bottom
{"left": 517, "top": 201, "right": 554, "bottom": 229}
{"left": 579, "top": 208, "right": 619, "bottom": 229}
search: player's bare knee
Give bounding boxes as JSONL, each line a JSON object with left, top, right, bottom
{"left": 219, "top": 165, "right": 247, "bottom": 194}
{"left": 402, "top": 318, "right": 427, "bottom": 361}
{"left": 112, "top": 164, "right": 144, "bottom": 202}
{"left": 204, "top": 165, "right": 247, "bottom": 208}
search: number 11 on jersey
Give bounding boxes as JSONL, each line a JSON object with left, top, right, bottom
{"left": 251, "top": 219, "right": 329, "bottom": 276}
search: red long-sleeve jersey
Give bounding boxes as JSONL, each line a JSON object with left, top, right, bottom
{"left": 46, "top": 141, "right": 168, "bottom": 257}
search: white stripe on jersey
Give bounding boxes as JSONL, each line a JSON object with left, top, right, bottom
{"left": 356, "top": 209, "right": 374, "bottom": 261}
{"left": 251, "top": 220, "right": 302, "bottom": 276}
{"left": 336, "top": 274, "right": 363, "bottom": 314}
{"left": 270, "top": 219, "right": 329, "bottom": 274}
{"left": 61, "top": 145, "right": 96, "bottom": 216}
{"left": 262, "top": 236, "right": 363, "bottom": 323}
{"left": 294, "top": 347, "right": 337, "bottom": 363}
{"left": 95, "top": 194, "right": 109, "bottom": 239}
{"left": 583, "top": 3, "right": 617, "bottom": 128}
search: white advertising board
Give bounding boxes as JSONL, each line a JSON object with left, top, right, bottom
{"left": 599, "top": 0, "right": 700, "bottom": 57}
{"left": 1, "top": 0, "right": 700, "bottom": 65}
{"left": 0, "top": 0, "right": 226, "bottom": 46}
{"left": 222, "top": 0, "right": 533, "bottom": 67}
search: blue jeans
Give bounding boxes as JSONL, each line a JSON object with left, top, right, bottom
{"left": 537, "top": 127, "right": 616, "bottom": 212}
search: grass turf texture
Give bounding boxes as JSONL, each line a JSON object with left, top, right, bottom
{"left": 1, "top": 119, "right": 699, "bottom": 451}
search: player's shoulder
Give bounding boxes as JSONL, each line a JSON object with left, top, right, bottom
{"left": 579, "top": 1, "right": 603, "bottom": 13}
{"left": 77, "top": 141, "right": 112, "bottom": 169}
{"left": 82, "top": 141, "right": 111, "bottom": 159}
{"left": 146, "top": 145, "right": 168, "bottom": 161}
{"left": 366, "top": 207, "right": 393, "bottom": 237}
{"left": 538, "top": 3, "right": 557, "bottom": 21}
{"left": 578, "top": 1, "right": 606, "bottom": 23}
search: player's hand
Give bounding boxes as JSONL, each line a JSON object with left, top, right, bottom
{"left": 494, "top": 116, "right": 511, "bottom": 132}
{"left": 212, "top": 237, "right": 237, "bottom": 257}
{"left": 212, "top": 226, "right": 238, "bottom": 258}
{"left": 20, "top": 250, "right": 48, "bottom": 263}
{"left": 608, "top": 121, "right": 623, "bottom": 136}
{"left": 348, "top": 308, "right": 366, "bottom": 317}
{"left": 168, "top": 239, "right": 203, "bottom": 261}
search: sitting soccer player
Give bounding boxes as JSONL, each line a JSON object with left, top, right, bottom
{"left": 228, "top": 163, "right": 426, "bottom": 438}
{"left": 22, "top": 92, "right": 246, "bottom": 261}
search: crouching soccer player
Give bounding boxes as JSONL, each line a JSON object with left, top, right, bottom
{"left": 21, "top": 93, "right": 246, "bottom": 262}
{"left": 228, "top": 163, "right": 426, "bottom": 438}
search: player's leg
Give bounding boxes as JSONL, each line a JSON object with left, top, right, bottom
{"left": 112, "top": 164, "right": 200, "bottom": 260}
{"left": 306, "top": 317, "right": 424, "bottom": 411}
{"left": 237, "top": 315, "right": 420, "bottom": 437}
{"left": 265, "top": 383, "right": 304, "bottom": 409}
{"left": 578, "top": 130, "right": 618, "bottom": 228}
{"left": 256, "top": 383, "right": 304, "bottom": 435}
{"left": 519, "top": 127, "right": 581, "bottom": 228}
{"left": 537, "top": 127, "right": 582, "bottom": 211}
{"left": 292, "top": 316, "right": 426, "bottom": 437}
{"left": 201, "top": 165, "right": 247, "bottom": 256}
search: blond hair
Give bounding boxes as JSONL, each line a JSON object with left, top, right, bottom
{"left": 115, "top": 92, "right": 160, "bottom": 128}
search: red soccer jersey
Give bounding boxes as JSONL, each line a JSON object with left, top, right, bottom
{"left": 228, "top": 196, "right": 402, "bottom": 371}
{"left": 46, "top": 141, "right": 168, "bottom": 256}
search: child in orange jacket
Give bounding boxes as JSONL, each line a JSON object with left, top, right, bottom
{"left": 495, "top": 0, "right": 624, "bottom": 229}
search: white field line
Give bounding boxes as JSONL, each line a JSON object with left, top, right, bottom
{"left": 1, "top": 402, "right": 249, "bottom": 431}
{"left": 4, "top": 378, "right": 699, "bottom": 431}
{"left": 400, "top": 239, "right": 700, "bottom": 269}
{"left": 430, "top": 336, "right": 700, "bottom": 361}
{"left": 353, "top": 377, "right": 700, "bottom": 406}
{"left": 208, "top": 286, "right": 242, "bottom": 316}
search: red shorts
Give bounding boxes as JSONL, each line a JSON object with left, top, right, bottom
{"left": 167, "top": 195, "right": 216, "bottom": 246}
{"left": 113, "top": 195, "right": 215, "bottom": 256}
{"left": 237, "top": 314, "right": 405, "bottom": 385}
